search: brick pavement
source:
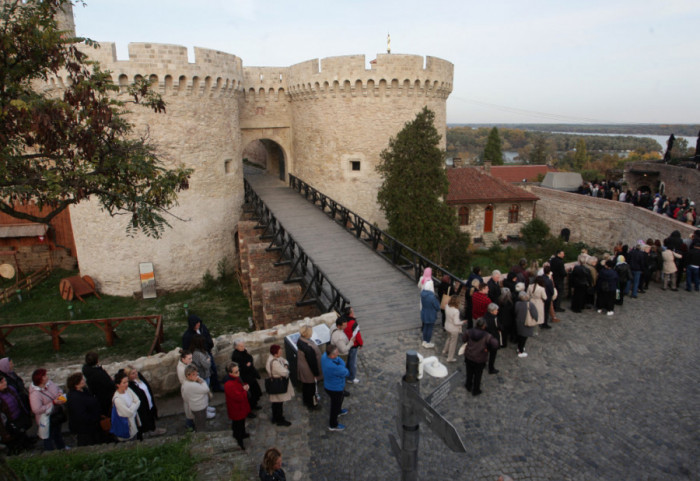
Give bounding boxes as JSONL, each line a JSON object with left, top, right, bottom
{"left": 223, "top": 284, "right": 699, "bottom": 480}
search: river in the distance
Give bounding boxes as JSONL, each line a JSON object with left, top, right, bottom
{"left": 502, "top": 131, "right": 698, "bottom": 163}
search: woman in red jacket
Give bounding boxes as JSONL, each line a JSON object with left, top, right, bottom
{"left": 224, "top": 362, "right": 251, "bottom": 450}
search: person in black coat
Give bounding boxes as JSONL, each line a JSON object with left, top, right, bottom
{"left": 82, "top": 351, "right": 115, "bottom": 418}
{"left": 231, "top": 340, "right": 262, "bottom": 411}
{"left": 481, "top": 303, "right": 501, "bottom": 375}
{"left": 65, "top": 372, "right": 102, "bottom": 447}
{"left": 596, "top": 261, "right": 619, "bottom": 315}
{"left": 496, "top": 288, "right": 515, "bottom": 347}
{"left": 462, "top": 319, "right": 500, "bottom": 396}
{"left": 183, "top": 314, "right": 223, "bottom": 392}
{"left": 123, "top": 366, "right": 165, "bottom": 439}
{"left": 570, "top": 264, "right": 592, "bottom": 313}
{"left": 549, "top": 250, "right": 567, "bottom": 312}
{"left": 487, "top": 271, "right": 502, "bottom": 303}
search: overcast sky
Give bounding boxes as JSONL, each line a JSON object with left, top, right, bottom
{"left": 73, "top": 0, "right": 700, "bottom": 125}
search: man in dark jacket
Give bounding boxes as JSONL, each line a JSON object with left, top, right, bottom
{"left": 230, "top": 340, "right": 262, "bottom": 412}
{"left": 463, "top": 318, "right": 499, "bottom": 396}
{"left": 549, "top": 250, "right": 567, "bottom": 312}
{"left": 481, "top": 304, "right": 501, "bottom": 375}
{"left": 627, "top": 245, "right": 647, "bottom": 298}
{"left": 596, "top": 261, "right": 619, "bottom": 316}
{"left": 183, "top": 314, "right": 223, "bottom": 392}
{"left": 82, "top": 351, "right": 115, "bottom": 417}
{"left": 685, "top": 241, "right": 700, "bottom": 291}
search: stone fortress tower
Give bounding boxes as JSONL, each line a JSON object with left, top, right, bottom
{"left": 47, "top": 5, "right": 453, "bottom": 296}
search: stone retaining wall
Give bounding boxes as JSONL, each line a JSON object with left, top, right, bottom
{"left": 527, "top": 186, "right": 696, "bottom": 248}
{"left": 19, "top": 312, "right": 337, "bottom": 398}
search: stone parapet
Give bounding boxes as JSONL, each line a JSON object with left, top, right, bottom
{"left": 19, "top": 312, "right": 338, "bottom": 398}
{"left": 527, "top": 186, "right": 695, "bottom": 249}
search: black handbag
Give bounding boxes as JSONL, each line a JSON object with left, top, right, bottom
{"left": 265, "top": 376, "right": 289, "bottom": 395}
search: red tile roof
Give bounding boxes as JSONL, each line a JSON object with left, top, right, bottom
{"left": 489, "top": 165, "right": 557, "bottom": 183}
{"left": 446, "top": 167, "right": 539, "bottom": 204}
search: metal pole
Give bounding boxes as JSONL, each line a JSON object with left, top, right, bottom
{"left": 400, "top": 351, "right": 420, "bottom": 481}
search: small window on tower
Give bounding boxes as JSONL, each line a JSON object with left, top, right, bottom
{"left": 224, "top": 159, "right": 232, "bottom": 174}
{"left": 351, "top": 161, "right": 361, "bottom": 171}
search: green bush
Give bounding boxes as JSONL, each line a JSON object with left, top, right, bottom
{"left": 520, "top": 218, "right": 551, "bottom": 247}
{"left": 7, "top": 438, "right": 196, "bottom": 481}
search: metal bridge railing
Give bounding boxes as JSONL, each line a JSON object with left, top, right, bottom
{"left": 244, "top": 179, "right": 351, "bottom": 315}
{"left": 288, "top": 174, "right": 464, "bottom": 293}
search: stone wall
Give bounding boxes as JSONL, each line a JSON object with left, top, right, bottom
{"left": 624, "top": 162, "right": 700, "bottom": 201}
{"left": 19, "top": 313, "right": 337, "bottom": 398}
{"left": 237, "top": 221, "right": 321, "bottom": 329}
{"left": 54, "top": 43, "right": 245, "bottom": 296}
{"left": 286, "top": 54, "right": 453, "bottom": 227}
{"left": 527, "top": 186, "right": 696, "bottom": 248}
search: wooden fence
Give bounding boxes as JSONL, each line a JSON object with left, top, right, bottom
{"left": 0, "top": 315, "right": 164, "bottom": 356}
{"left": 0, "top": 265, "right": 51, "bottom": 304}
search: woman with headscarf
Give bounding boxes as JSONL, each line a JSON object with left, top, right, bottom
{"left": 0, "top": 358, "right": 29, "bottom": 408}
{"left": 265, "top": 345, "right": 294, "bottom": 427}
{"left": 29, "top": 369, "right": 68, "bottom": 451}
{"left": 614, "top": 255, "right": 631, "bottom": 305}
{"left": 420, "top": 279, "right": 440, "bottom": 349}
{"left": 527, "top": 276, "right": 548, "bottom": 329}
{"left": 190, "top": 334, "right": 212, "bottom": 386}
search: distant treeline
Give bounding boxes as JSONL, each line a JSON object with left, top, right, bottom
{"left": 446, "top": 126, "right": 661, "bottom": 159}
{"left": 449, "top": 123, "right": 700, "bottom": 137}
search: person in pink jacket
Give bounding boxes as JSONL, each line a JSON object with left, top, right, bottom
{"left": 28, "top": 368, "right": 68, "bottom": 451}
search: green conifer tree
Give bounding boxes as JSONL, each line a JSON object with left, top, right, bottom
{"left": 483, "top": 127, "right": 504, "bottom": 165}
{"left": 376, "top": 107, "right": 469, "bottom": 265}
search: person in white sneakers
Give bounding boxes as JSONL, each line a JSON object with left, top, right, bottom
{"left": 514, "top": 291, "right": 538, "bottom": 358}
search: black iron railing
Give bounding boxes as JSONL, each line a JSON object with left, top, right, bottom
{"left": 244, "top": 179, "right": 351, "bottom": 315}
{"left": 288, "top": 174, "right": 464, "bottom": 292}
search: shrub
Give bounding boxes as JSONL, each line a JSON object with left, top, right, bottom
{"left": 520, "top": 218, "right": 551, "bottom": 247}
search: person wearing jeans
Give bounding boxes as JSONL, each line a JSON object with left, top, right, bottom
{"left": 321, "top": 344, "right": 349, "bottom": 431}
{"left": 341, "top": 306, "right": 363, "bottom": 383}
{"left": 685, "top": 242, "right": 700, "bottom": 291}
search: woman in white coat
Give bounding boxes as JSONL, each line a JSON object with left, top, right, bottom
{"left": 442, "top": 296, "right": 465, "bottom": 362}
{"left": 112, "top": 371, "right": 141, "bottom": 441}
{"left": 265, "top": 344, "right": 294, "bottom": 427}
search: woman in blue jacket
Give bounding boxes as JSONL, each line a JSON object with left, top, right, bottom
{"left": 321, "top": 345, "right": 349, "bottom": 431}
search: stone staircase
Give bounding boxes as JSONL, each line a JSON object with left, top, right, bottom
{"left": 481, "top": 232, "right": 500, "bottom": 247}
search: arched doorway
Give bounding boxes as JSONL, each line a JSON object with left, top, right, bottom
{"left": 242, "top": 139, "right": 286, "bottom": 181}
{"left": 484, "top": 205, "right": 494, "bottom": 233}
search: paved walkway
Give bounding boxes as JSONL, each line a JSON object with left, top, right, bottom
{"left": 245, "top": 168, "right": 421, "bottom": 336}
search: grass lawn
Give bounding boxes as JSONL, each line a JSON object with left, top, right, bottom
{"left": 6, "top": 437, "right": 197, "bottom": 481}
{"left": 0, "top": 268, "right": 252, "bottom": 370}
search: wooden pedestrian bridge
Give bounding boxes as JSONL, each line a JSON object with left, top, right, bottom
{"left": 244, "top": 167, "right": 463, "bottom": 336}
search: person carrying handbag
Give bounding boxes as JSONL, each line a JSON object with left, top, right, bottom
{"left": 514, "top": 291, "right": 538, "bottom": 358}
{"left": 29, "top": 369, "right": 68, "bottom": 451}
{"left": 265, "top": 345, "right": 294, "bottom": 427}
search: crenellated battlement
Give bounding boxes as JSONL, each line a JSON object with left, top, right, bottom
{"left": 43, "top": 42, "right": 245, "bottom": 98}
{"left": 285, "top": 54, "right": 453, "bottom": 101}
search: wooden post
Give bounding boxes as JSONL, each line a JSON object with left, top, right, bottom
{"left": 51, "top": 324, "right": 60, "bottom": 351}
{"left": 104, "top": 320, "right": 114, "bottom": 346}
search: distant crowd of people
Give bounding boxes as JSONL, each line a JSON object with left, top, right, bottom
{"left": 577, "top": 181, "right": 697, "bottom": 226}
{"left": 418, "top": 228, "right": 700, "bottom": 397}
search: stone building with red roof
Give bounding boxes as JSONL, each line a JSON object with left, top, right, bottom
{"left": 446, "top": 166, "right": 539, "bottom": 243}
